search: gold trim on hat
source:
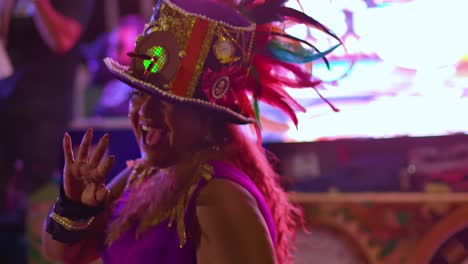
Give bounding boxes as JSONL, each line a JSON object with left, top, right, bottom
{"left": 104, "top": 58, "right": 255, "bottom": 124}
{"left": 163, "top": 0, "right": 255, "bottom": 32}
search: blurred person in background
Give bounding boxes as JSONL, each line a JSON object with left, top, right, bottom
{"left": 41, "top": 0, "right": 340, "bottom": 263}
{"left": 0, "top": 0, "right": 93, "bottom": 238}
{"left": 81, "top": 15, "right": 146, "bottom": 117}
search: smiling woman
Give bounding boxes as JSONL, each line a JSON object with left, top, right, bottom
{"left": 128, "top": 91, "right": 215, "bottom": 168}
{"left": 40, "top": 0, "right": 340, "bottom": 263}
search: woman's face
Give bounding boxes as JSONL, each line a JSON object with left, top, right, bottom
{"left": 129, "top": 90, "right": 211, "bottom": 167}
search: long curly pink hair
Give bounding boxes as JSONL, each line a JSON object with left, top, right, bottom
{"left": 221, "top": 123, "right": 303, "bottom": 264}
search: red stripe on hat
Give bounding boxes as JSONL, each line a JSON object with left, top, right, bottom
{"left": 171, "top": 18, "right": 211, "bottom": 97}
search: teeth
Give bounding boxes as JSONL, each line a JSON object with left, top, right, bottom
{"left": 141, "top": 125, "right": 153, "bottom": 132}
{"left": 141, "top": 125, "right": 161, "bottom": 132}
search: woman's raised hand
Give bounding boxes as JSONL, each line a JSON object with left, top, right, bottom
{"left": 62, "top": 129, "right": 115, "bottom": 207}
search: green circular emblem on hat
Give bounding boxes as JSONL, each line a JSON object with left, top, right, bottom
{"left": 144, "top": 46, "right": 168, "bottom": 74}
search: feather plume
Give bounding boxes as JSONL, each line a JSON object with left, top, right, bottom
{"left": 231, "top": 0, "right": 342, "bottom": 133}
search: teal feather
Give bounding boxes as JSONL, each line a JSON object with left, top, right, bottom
{"left": 266, "top": 42, "right": 340, "bottom": 69}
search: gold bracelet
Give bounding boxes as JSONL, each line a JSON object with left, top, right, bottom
{"left": 49, "top": 212, "right": 95, "bottom": 231}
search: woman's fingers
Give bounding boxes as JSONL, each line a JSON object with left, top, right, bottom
{"left": 76, "top": 128, "right": 93, "bottom": 162}
{"left": 63, "top": 129, "right": 116, "bottom": 206}
{"left": 95, "top": 186, "right": 110, "bottom": 204}
{"left": 82, "top": 155, "right": 115, "bottom": 184}
{"left": 96, "top": 155, "right": 115, "bottom": 183}
{"left": 62, "top": 132, "right": 74, "bottom": 165}
{"left": 89, "top": 133, "right": 109, "bottom": 167}
{"left": 82, "top": 182, "right": 109, "bottom": 206}
{"left": 81, "top": 182, "right": 98, "bottom": 206}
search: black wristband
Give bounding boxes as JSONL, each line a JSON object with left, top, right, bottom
{"left": 54, "top": 183, "right": 105, "bottom": 220}
{"left": 45, "top": 211, "right": 87, "bottom": 245}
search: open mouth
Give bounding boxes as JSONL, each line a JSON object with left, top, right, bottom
{"left": 141, "top": 124, "right": 165, "bottom": 146}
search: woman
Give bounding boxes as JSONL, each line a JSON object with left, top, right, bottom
{"left": 41, "top": 0, "right": 340, "bottom": 263}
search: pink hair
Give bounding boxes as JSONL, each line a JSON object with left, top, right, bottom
{"left": 223, "top": 124, "right": 303, "bottom": 264}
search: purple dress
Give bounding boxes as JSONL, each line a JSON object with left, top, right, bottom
{"left": 102, "top": 160, "right": 276, "bottom": 263}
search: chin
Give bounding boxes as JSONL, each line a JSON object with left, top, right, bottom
{"left": 141, "top": 149, "right": 174, "bottom": 168}
{"left": 141, "top": 153, "right": 164, "bottom": 167}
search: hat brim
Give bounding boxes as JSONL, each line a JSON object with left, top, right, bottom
{"left": 104, "top": 57, "right": 255, "bottom": 124}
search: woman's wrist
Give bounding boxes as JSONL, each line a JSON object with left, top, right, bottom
{"left": 45, "top": 183, "right": 106, "bottom": 244}
{"left": 49, "top": 211, "right": 95, "bottom": 231}
{"left": 54, "top": 184, "right": 105, "bottom": 220}
{"left": 45, "top": 213, "right": 90, "bottom": 245}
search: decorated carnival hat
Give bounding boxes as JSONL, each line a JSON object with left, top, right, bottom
{"left": 104, "top": 0, "right": 341, "bottom": 129}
